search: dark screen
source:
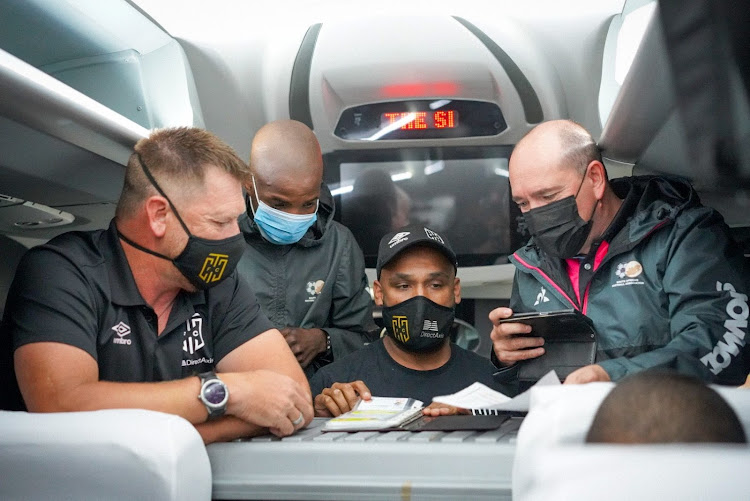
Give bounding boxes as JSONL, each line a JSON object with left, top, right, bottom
{"left": 324, "top": 147, "right": 524, "bottom": 268}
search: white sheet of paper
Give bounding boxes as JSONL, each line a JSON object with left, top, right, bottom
{"left": 432, "top": 370, "right": 560, "bottom": 412}
{"left": 354, "top": 397, "right": 423, "bottom": 411}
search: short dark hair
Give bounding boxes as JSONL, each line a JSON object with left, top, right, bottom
{"left": 116, "top": 127, "right": 248, "bottom": 218}
{"left": 586, "top": 370, "right": 746, "bottom": 444}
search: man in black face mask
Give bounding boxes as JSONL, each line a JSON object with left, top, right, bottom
{"left": 490, "top": 119, "right": 750, "bottom": 387}
{"left": 1, "top": 127, "right": 313, "bottom": 442}
{"left": 309, "top": 225, "right": 511, "bottom": 417}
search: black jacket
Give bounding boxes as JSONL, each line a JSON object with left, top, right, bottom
{"left": 237, "top": 183, "right": 378, "bottom": 378}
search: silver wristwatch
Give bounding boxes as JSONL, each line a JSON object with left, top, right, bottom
{"left": 198, "top": 371, "right": 229, "bottom": 420}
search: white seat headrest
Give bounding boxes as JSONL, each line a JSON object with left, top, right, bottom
{"left": 0, "top": 409, "right": 211, "bottom": 501}
{"left": 513, "top": 383, "right": 750, "bottom": 500}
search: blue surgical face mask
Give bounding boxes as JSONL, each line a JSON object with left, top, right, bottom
{"left": 249, "top": 175, "right": 318, "bottom": 245}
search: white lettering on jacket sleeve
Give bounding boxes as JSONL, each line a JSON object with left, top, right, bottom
{"left": 701, "top": 282, "right": 748, "bottom": 375}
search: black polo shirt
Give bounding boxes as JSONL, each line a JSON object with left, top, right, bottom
{"left": 1, "top": 220, "right": 273, "bottom": 409}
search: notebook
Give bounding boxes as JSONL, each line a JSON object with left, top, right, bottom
{"left": 321, "top": 397, "right": 424, "bottom": 432}
{"left": 320, "top": 397, "right": 511, "bottom": 432}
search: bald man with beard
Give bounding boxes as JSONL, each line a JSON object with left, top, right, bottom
{"left": 237, "top": 120, "right": 377, "bottom": 378}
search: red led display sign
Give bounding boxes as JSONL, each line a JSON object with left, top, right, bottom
{"left": 335, "top": 100, "right": 505, "bottom": 140}
{"left": 381, "top": 110, "right": 458, "bottom": 130}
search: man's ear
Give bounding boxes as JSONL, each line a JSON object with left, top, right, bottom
{"left": 588, "top": 160, "right": 607, "bottom": 199}
{"left": 372, "top": 279, "right": 384, "bottom": 306}
{"left": 244, "top": 181, "right": 259, "bottom": 212}
{"left": 145, "top": 195, "right": 170, "bottom": 237}
{"left": 453, "top": 277, "right": 462, "bottom": 305}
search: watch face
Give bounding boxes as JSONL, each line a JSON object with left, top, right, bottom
{"left": 203, "top": 380, "right": 228, "bottom": 406}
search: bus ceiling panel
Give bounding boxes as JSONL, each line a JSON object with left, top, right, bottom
{"left": 453, "top": 13, "right": 610, "bottom": 132}
{"left": 452, "top": 17, "right": 544, "bottom": 125}
{"left": 289, "top": 23, "right": 322, "bottom": 130}
{"left": 39, "top": 42, "right": 204, "bottom": 131}
{"left": 0, "top": 48, "right": 148, "bottom": 165}
{"left": 306, "top": 15, "right": 565, "bottom": 153}
{"left": 0, "top": 0, "right": 172, "bottom": 69}
{"left": 0, "top": 116, "right": 125, "bottom": 207}
{"left": 0, "top": 1, "right": 202, "bottom": 136}
{"left": 136, "top": 2, "right": 625, "bottom": 155}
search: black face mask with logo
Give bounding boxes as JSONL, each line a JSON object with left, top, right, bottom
{"left": 118, "top": 154, "right": 246, "bottom": 290}
{"left": 381, "top": 295, "right": 455, "bottom": 353}
{"left": 522, "top": 170, "right": 597, "bottom": 259}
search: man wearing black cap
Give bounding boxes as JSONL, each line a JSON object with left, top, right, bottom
{"left": 309, "top": 225, "right": 511, "bottom": 417}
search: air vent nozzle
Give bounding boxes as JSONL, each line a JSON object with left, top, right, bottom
{"left": 0, "top": 195, "right": 75, "bottom": 231}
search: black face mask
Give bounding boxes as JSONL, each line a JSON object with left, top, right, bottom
{"left": 382, "top": 295, "right": 455, "bottom": 353}
{"left": 522, "top": 171, "right": 597, "bottom": 259}
{"left": 118, "top": 154, "right": 246, "bottom": 290}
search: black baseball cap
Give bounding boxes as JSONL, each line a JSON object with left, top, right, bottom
{"left": 376, "top": 225, "right": 458, "bottom": 278}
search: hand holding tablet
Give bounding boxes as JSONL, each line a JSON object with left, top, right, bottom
{"left": 496, "top": 309, "right": 597, "bottom": 383}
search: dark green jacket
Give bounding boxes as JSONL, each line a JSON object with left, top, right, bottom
{"left": 237, "top": 184, "right": 378, "bottom": 378}
{"left": 504, "top": 176, "right": 749, "bottom": 385}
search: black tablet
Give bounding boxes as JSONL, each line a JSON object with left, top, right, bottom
{"left": 500, "top": 310, "right": 598, "bottom": 382}
{"left": 497, "top": 309, "right": 595, "bottom": 343}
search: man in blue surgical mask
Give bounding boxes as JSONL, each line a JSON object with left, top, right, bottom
{"left": 490, "top": 119, "right": 750, "bottom": 388}
{"left": 238, "top": 120, "right": 378, "bottom": 378}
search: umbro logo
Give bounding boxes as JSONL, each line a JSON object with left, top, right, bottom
{"left": 534, "top": 287, "right": 550, "bottom": 306}
{"left": 423, "top": 320, "right": 439, "bottom": 331}
{"left": 112, "top": 321, "right": 132, "bottom": 345}
{"left": 388, "top": 232, "right": 410, "bottom": 248}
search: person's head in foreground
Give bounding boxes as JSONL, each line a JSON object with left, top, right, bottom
{"left": 374, "top": 224, "right": 460, "bottom": 354}
{"left": 586, "top": 370, "right": 746, "bottom": 444}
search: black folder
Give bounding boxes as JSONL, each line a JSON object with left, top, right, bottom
{"left": 398, "top": 414, "right": 510, "bottom": 432}
{"left": 323, "top": 413, "right": 510, "bottom": 433}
